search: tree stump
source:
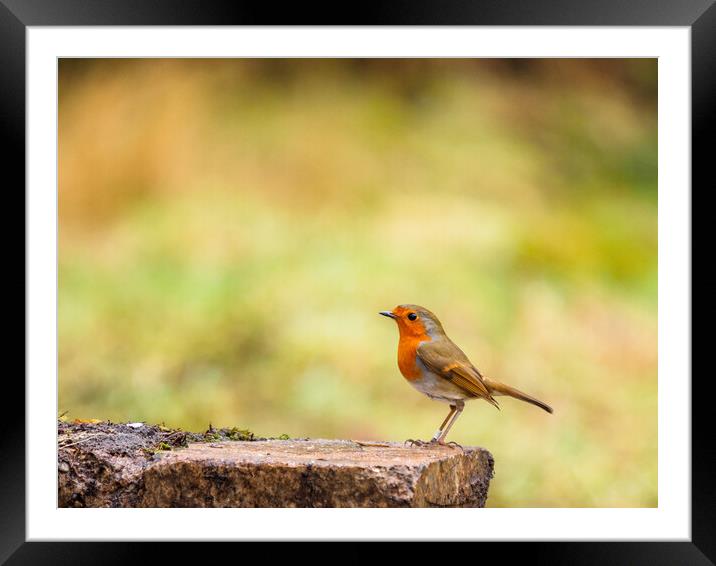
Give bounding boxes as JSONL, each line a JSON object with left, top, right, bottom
{"left": 58, "top": 421, "right": 494, "bottom": 507}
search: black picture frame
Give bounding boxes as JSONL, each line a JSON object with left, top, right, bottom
{"left": 5, "top": 0, "right": 710, "bottom": 563}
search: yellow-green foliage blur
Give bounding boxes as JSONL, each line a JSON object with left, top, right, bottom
{"left": 59, "top": 59, "right": 657, "bottom": 507}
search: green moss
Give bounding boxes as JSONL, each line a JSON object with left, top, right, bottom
{"left": 226, "top": 427, "right": 254, "bottom": 441}
{"left": 199, "top": 424, "right": 256, "bottom": 442}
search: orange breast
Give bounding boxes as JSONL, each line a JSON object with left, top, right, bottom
{"left": 397, "top": 336, "right": 429, "bottom": 381}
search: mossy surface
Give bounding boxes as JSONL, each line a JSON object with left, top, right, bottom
{"left": 58, "top": 419, "right": 293, "bottom": 458}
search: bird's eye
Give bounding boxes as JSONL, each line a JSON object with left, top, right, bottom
{"left": 407, "top": 313, "right": 418, "bottom": 321}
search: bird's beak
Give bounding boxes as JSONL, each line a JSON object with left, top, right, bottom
{"left": 379, "top": 311, "right": 397, "bottom": 319}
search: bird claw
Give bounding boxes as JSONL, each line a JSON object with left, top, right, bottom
{"left": 404, "top": 438, "right": 463, "bottom": 451}
{"left": 404, "top": 438, "right": 433, "bottom": 448}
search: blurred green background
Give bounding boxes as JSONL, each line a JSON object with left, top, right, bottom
{"left": 58, "top": 59, "right": 657, "bottom": 507}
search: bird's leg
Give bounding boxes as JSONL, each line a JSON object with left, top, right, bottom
{"left": 435, "top": 401, "right": 464, "bottom": 447}
{"left": 407, "top": 405, "right": 458, "bottom": 447}
{"left": 429, "top": 405, "right": 457, "bottom": 443}
{"left": 406, "top": 402, "right": 466, "bottom": 449}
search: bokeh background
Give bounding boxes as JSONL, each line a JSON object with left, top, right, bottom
{"left": 58, "top": 59, "right": 657, "bottom": 507}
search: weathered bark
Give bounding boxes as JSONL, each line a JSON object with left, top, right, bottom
{"left": 58, "top": 421, "right": 494, "bottom": 508}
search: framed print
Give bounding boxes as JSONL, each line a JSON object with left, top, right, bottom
{"left": 5, "top": 0, "right": 711, "bottom": 563}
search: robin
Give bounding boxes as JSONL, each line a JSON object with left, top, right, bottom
{"left": 380, "top": 304, "right": 553, "bottom": 446}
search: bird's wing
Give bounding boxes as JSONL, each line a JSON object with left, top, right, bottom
{"left": 417, "top": 341, "right": 499, "bottom": 408}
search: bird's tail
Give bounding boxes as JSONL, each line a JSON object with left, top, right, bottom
{"left": 483, "top": 378, "right": 553, "bottom": 414}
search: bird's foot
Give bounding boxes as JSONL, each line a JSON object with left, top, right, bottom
{"left": 440, "top": 440, "right": 464, "bottom": 452}
{"left": 404, "top": 438, "right": 434, "bottom": 448}
{"left": 405, "top": 438, "right": 463, "bottom": 450}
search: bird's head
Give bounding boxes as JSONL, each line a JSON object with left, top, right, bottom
{"left": 379, "top": 304, "right": 445, "bottom": 339}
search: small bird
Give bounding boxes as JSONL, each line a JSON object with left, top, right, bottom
{"left": 380, "top": 304, "right": 552, "bottom": 446}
